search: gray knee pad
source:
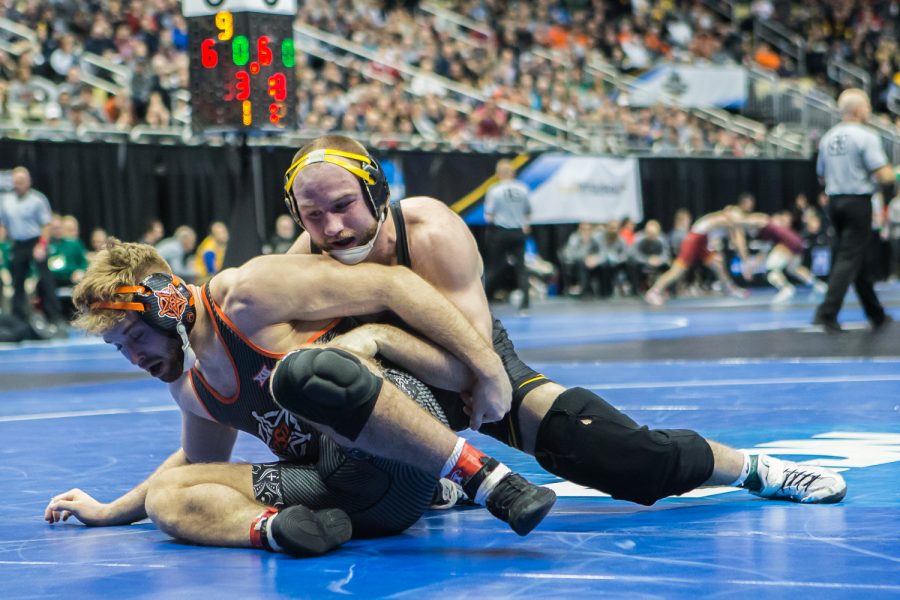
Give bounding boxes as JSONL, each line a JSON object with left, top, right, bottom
{"left": 534, "top": 387, "right": 714, "bottom": 505}
{"left": 270, "top": 347, "right": 382, "bottom": 441}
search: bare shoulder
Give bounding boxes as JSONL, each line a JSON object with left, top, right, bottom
{"left": 287, "top": 231, "right": 312, "bottom": 255}
{"left": 400, "top": 196, "right": 474, "bottom": 249}
{"left": 398, "top": 197, "right": 481, "bottom": 288}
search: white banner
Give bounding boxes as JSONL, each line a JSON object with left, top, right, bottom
{"left": 520, "top": 155, "right": 643, "bottom": 224}
{"left": 627, "top": 64, "right": 747, "bottom": 109}
{"left": 181, "top": 0, "right": 296, "bottom": 17}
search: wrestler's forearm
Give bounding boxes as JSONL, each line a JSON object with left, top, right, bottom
{"left": 384, "top": 270, "right": 503, "bottom": 379}
{"left": 107, "top": 448, "right": 190, "bottom": 525}
{"left": 370, "top": 324, "right": 474, "bottom": 391}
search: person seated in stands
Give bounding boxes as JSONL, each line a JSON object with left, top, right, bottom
{"left": 47, "top": 215, "right": 88, "bottom": 288}
{"left": 87, "top": 227, "right": 108, "bottom": 263}
{"left": 0, "top": 223, "right": 10, "bottom": 314}
{"left": 596, "top": 220, "right": 631, "bottom": 297}
{"left": 155, "top": 225, "right": 197, "bottom": 283}
{"left": 263, "top": 215, "right": 297, "bottom": 255}
{"left": 559, "top": 222, "right": 602, "bottom": 297}
{"left": 627, "top": 220, "right": 671, "bottom": 294}
{"left": 194, "top": 221, "right": 229, "bottom": 284}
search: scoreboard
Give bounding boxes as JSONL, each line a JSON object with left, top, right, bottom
{"left": 183, "top": 0, "right": 298, "bottom": 132}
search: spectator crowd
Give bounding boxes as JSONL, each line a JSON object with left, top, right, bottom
{"left": 0, "top": 0, "right": 896, "bottom": 152}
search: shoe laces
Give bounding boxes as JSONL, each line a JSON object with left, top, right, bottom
{"left": 780, "top": 467, "right": 823, "bottom": 496}
{"left": 486, "top": 473, "right": 528, "bottom": 517}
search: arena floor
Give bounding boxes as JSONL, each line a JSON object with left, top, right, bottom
{"left": 2, "top": 285, "right": 899, "bottom": 599}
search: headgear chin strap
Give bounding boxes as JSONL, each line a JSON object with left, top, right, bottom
{"left": 327, "top": 211, "right": 387, "bottom": 265}
{"left": 91, "top": 273, "right": 198, "bottom": 373}
{"left": 283, "top": 147, "right": 390, "bottom": 226}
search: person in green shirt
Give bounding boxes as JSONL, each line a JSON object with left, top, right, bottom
{"left": 0, "top": 223, "right": 11, "bottom": 314}
{"left": 47, "top": 215, "right": 88, "bottom": 287}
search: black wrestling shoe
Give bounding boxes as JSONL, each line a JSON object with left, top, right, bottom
{"left": 812, "top": 315, "right": 843, "bottom": 334}
{"left": 271, "top": 506, "right": 352, "bottom": 557}
{"left": 871, "top": 313, "right": 893, "bottom": 332}
{"left": 485, "top": 472, "right": 557, "bottom": 536}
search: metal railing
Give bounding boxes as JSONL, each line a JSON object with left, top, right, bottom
{"left": 743, "top": 65, "right": 900, "bottom": 162}
{"left": 0, "top": 17, "right": 36, "bottom": 55}
{"left": 699, "top": 0, "right": 736, "bottom": 23}
{"left": 753, "top": 18, "right": 806, "bottom": 75}
{"left": 79, "top": 52, "right": 131, "bottom": 94}
{"left": 293, "top": 22, "right": 586, "bottom": 152}
{"left": 418, "top": 1, "right": 493, "bottom": 39}
{"left": 421, "top": 3, "right": 738, "bottom": 153}
{"left": 827, "top": 57, "right": 871, "bottom": 97}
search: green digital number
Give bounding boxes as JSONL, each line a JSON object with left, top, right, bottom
{"left": 233, "top": 36, "right": 249, "bottom": 66}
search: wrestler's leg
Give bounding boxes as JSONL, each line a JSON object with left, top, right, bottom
{"left": 145, "top": 463, "right": 260, "bottom": 547}
{"left": 647, "top": 262, "right": 686, "bottom": 297}
{"left": 145, "top": 461, "right": 352, "bottom": 556}
{"left": 513, "top": 383, "right": 844, "bottom": 504}
{"left": 270, "top": 347, "right": 556, "bottom": 535}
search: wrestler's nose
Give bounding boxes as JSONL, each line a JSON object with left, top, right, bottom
{"left": 321, "top": 213, "right": 344, "bottom": 237}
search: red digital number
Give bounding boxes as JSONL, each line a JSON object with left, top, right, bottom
{"left": 269, "top": 103, "right": 283, "bottom": 125}
{"left": 258, "top": 36, "right": 272, "bottom": 66}
{"left": 267, "top": 73, "right": 286, "bottom": 102}
{"left": 223, "top": 80, "right": 234, "bottom": 101}
{"left": 201, "top": 39, "right": 217, "bottom": 68}
{"left": 235, "top": 71, "right": 250, "bottom": 101}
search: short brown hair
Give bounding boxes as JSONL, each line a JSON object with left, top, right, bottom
{"left": 291, "top": 134, "right": 370, "bottom": 165}
{"left": 71, "top": 237, "right": 171, "bottom": 335}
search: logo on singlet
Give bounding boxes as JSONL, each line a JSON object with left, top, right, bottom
{"left": 251, "top": 408, "right": 314, "bottom": 457}
{"left": 253, "top": 364, "right": 273, "bottom": 388}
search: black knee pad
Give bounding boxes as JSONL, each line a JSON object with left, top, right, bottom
{"left": 271, "top": 347, "right": 382, "bottom": 441}
{"left": 534, "top": 387, "right": 714, "bottom": 505}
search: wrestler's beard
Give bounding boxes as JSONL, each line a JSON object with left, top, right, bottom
{"left": 158, "top": 336, "right": 187, "bottom": 383}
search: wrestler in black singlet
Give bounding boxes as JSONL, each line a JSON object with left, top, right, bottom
{"left": 191, "top": 283, "right": 447, "bottom": 537}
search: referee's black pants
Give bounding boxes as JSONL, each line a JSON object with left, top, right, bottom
{"left": 10, "top": 237, "right": 63, "bottom": 323}
{"left": 814, "top": 195, "right": 886, "bottom": 324}
{"left": 484, "top": 226, "right": 529, "bottom": 309}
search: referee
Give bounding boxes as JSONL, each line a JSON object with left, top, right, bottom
{"left": 483, "top": 159, "right": 532, "bottom": 312}
{"left": 813, "top": 89, "right": 896, "bottom": 332}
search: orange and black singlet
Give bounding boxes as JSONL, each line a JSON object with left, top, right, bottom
{"left": 189, "top": 283, "right": 357, "bottom": 462}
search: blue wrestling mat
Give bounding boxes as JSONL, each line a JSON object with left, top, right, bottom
{"left": 1, "top": 284, "right": 898, "bottom": 598}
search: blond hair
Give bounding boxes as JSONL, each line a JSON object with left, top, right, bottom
{"left": 72, "top": 237, "right": 171, "bottom": 334}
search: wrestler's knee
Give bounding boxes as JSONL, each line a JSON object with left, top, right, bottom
{"left": 270, "top": 347, "right": 382, "bottom": 441}
{"left": 533, "top": 387, "right": 714, "bottom": 505}
{"left": 145, "top": 467, "right": 190, "bottom": 533}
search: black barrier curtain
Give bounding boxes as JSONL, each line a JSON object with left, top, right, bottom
{"left": 0, "top": 140, "right": 242, "bottom": 244}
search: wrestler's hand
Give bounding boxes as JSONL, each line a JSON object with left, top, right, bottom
{"left": 330, "top": 325, "right": 380, "bottom": 359}
{"left": 466, "top": 368, "right": 512, "bottom": 431}
{"left": 45, "top": 488, "right": 112, "bottom": 527}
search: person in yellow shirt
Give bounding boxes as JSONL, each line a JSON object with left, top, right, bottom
{"left": 194, "top": 221, "right": 228, "bottom": 283}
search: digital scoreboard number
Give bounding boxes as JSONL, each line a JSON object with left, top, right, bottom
{"left": 183, "top": 0, "right": 298, "bottom": 132}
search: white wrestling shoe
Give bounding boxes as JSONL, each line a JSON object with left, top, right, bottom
{"left": 726, "top": 285, "right": 751, "bottom": 299}
{"left": 645, "top": 290, "right": 665, "bottom": 306}
{"left": 430, "top": 478, "right": 471, "bottom": 510}
{"left": 745, "top": 455, "right": 847, "bottom": 504}
{"left": 772, "top": 285, "right": 795, "bottom": 304}
{"left": 813, "top": 280, "right": 828, "bottom": 295}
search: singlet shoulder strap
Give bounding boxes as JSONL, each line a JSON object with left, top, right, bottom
{"left": 390, "top": 203, "right": 411, "bottom": 268}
